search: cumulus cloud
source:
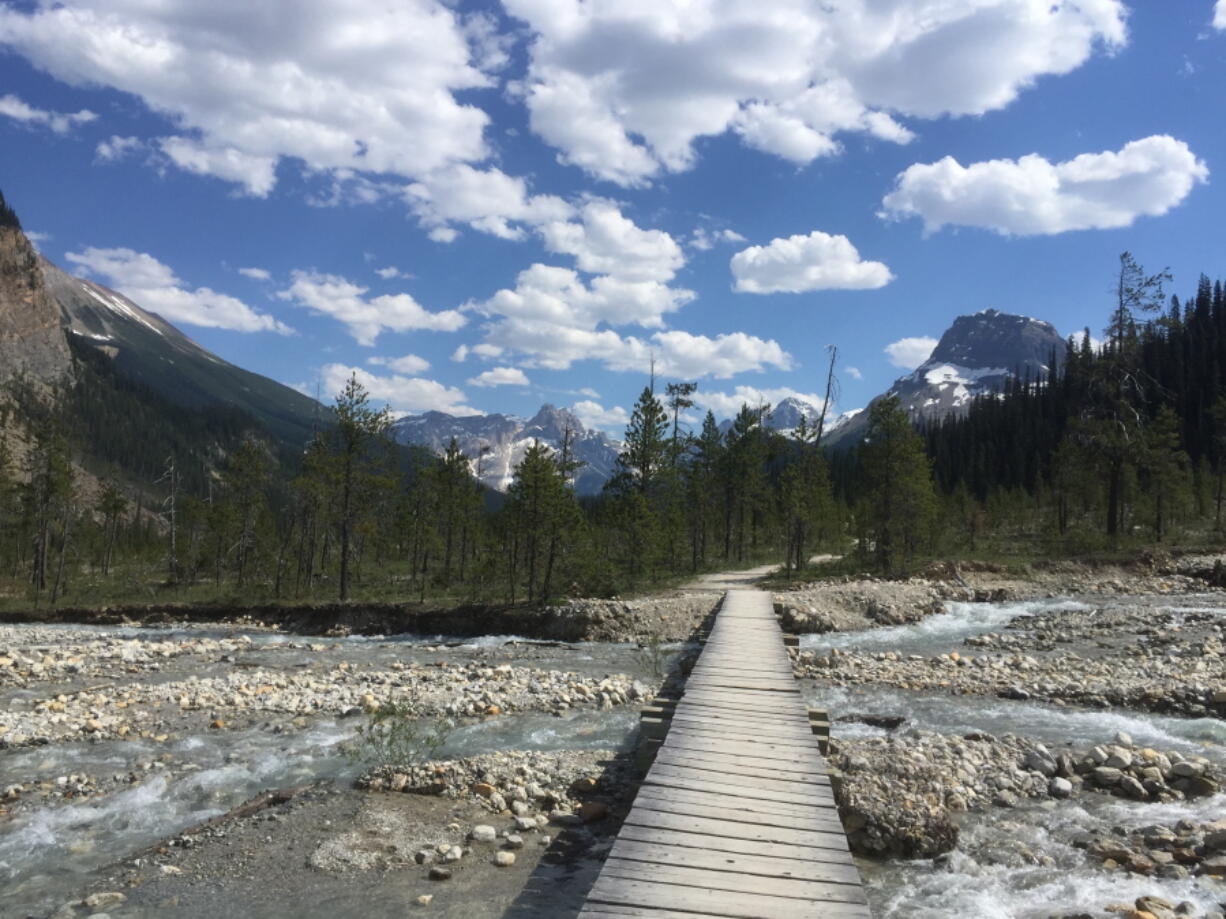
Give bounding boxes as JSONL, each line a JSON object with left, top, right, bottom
{"left": 278, "top": 271, "right": 465, "bottom": 346}
{"left": 731, "top": 231, "right": 893, "bottom": 294}
{"left": 65, "top": 247, "right": 292, "bottom": 334}
{"left": 0, "top": 0, "right": 494, "bottom": 194}
{"left": 368, "top": 353, "right": 431, "bottom": 374}
{"left": 238, "top": 267, "right": 271, "bottom": 281}
{"left": 691, "top": 386, "right": 822, "bottom": 419}
{"left": 1216, "top": 1, "right": 1226, "bottom": 29}
{"left": 881, "top": 135, "right": 1209, "bottom": 236}
{"left": 540, "top": 199, "right": 685, "bottom": 282}
{"left": 405, "top": 164, "right": 573, "bottom": 240}
{"left": 158, "top": 137, "right": 278, "bottom": 198}
{"left": 884, "top": 336, "right": 938, "bottom": 369}
{"left": 504, "top": 0, "right": 1125, "bottom": 185}
{"left": 95, "top": 135, "right": 142, "bottom": 161}
{"left": 375, "top": 266, "right": 411, "bottom": 280}
{"left": 468, "top": 366, "right": 530, "bottom": 387}
{"left": 479, "top": 263, "right": 693, "bottom": 334}
{"left": 572, "top": 400, "right": 629, "bottom": 433}
{"left": 845, "top": 366, "right": 863, "bottom": 380}
{"left": 0, "top": 93, "right": 95, "bottom": 133}
{"left": 690, "top": 227, "right": 747, "bottom": 251}
{"left": 318, "top": 363, "right": 476, "bottom": 416}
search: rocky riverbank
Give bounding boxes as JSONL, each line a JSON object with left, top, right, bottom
{"left": 0, "top": 592, "right": 720, "bottom": 644}
{"left": 774, "top": 555, "right": 1224, "bottom": 635}
{"left": 1, "top": 659, "right": 654, "bottom": 748}
{"left": 831, "top": 729, "right": 1222, "bottom": 861}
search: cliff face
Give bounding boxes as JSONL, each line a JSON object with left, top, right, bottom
{"left": 0, "top": 195, "right": 72, "bottom": 385}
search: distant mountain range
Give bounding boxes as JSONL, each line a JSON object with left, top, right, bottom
{"left": 392, "top": 405, "right": 621, "bottom": 496}
{"left": 1, "top": 192, "right": 1069, "bottom": 494}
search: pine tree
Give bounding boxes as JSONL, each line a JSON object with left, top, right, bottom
{"left": 327, "top": 375, "right": 392, "bottom": 601}
{"left": 857, "top": 396, "right": 936, "bottom": 573}
{"left": 618, "top": 386, "right": 670, "bottom": 495}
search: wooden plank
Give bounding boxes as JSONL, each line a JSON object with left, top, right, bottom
{"left": 606, "top": 837, "right": 863, "bottom": 885}
{"left": 600, "top": 858, "right": 869, "bottom": 905}
{"left": 624, "top": 806, "right": 851, "bottom": 850}
{"left": 616, "top": 823, "right": 853, "bottom": 866}
{"left": 586, "top": 875, "right": 872, "bottom": 919}
{"left": 657, "top": 725, "right": 818, "bottom": 749}
{"left": 634, "top": 783, "right": 839, "bottom": 820}
{"left": 652, "top": 750, "right": 832, "bottom": 787}
{"left": 628, "top": 795, "right": 841, "bottom": 835}
{"left": 660, "top": 731, "right": 825, "bottom": 765}
{"left": 643, "top": 765, "right": 837, "bottom": 806}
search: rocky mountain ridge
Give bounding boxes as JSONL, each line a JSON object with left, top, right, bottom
{"left": 826, "top": 309, "right": 1067, "bottom": 447}
{"left": 392, "top": 405, "right": 621, "bottom": 496}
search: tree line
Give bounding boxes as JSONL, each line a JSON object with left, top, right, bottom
{"left": 0, "top": 252, "right": 1221, "bottom": 609}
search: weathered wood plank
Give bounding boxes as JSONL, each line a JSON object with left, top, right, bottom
{"left": 651, "top": 749, "right": 833, "bottom": 787}
{"left": 586, "top": 875, "right": 872, "bottom": 919}
{"left": 624, "top": 806, "right": 852, "bottom": 850}
{"left": 616, "top": 823, "right": 853, "bottom": 866}
{"left": 600, "top": 858, "right": 869, "bottom": 904}
{"left": 634, "top": 783, "right": 840, "bottom": 821}
{"left": 606, "top": 838, "right": 864, "bottom": 885}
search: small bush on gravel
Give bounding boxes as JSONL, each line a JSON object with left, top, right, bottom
{"left": 348, "top": 704, "right": 451, "bottom": 767}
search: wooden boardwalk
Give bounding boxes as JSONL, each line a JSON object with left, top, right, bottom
{"left": 578, "top": 589, "right": 870, "bottom": 919}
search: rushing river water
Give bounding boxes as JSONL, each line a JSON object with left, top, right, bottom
{"left": 2, "top": 593, "right": 1224, "bottom": 917}
{"left": 801, "top": 593, "right": 1226, "bottom": 918}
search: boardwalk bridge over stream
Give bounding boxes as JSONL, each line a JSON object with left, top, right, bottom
{"left": 577, "top": 588, "right": 870, "bottom": 919}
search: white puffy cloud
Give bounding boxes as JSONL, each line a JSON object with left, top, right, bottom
{"left": 881, "top": 135, "right": 1209, "bottom": 236}
{"left": 0, "top": 93, "right": 95, "bottom": 133}
{"left": 0, "top": 0, "right": 493, "bottom": 193}
{"left": 845, "top": 366, "right": 863, "bottom": 380}
{"left": 691, "top": 386, "right": 822, "bottom": 419}
{"left": 405, "top": 164, "right": 573, "bottom": 240}
{"left": 484, "top": 316, "right": 791, "bottom": 379}
{"left": 479, "top": 263, "right": 693, "bottom": 333}
{"left": 884, "top": 336, "right": 938, "bottom": 369}
{"left": 238, "top": 267, "right": 271, "bottom": 281}
{"left": 95, "top": 134, "right": 142, "bottom": 161}
{"left": 318, "top": 363, "right": 476, "bottom": 416}
{"left": 65, "top": 246, "right": 292, "bottom": 334}
{"left": 368, "top": 353, "right": 431, "bottom": 374}
{"left": 1215, "top": 1, "right": 1226, "bottom": 29}
{"left": 158, "top": 137, "right": 277, "bottom": 198}
{"left": 731, "top": 231, "right": 892, "bottom": 294}
{"left": 278, "top": 271, "right": 465, "bottom": 346}
{"left": 690, "top": 227, "right": 747, "bottom": 251}
{"left": 375, "top": 266, "right": 411, "bottom": 281}
{"left": 468, "top": 366, "right": 530, "bottom": 387}
{"left": 504, "top": 0, "right": 1125, "bottom": 185}
{"left": 572, "top": 400, "right": 629, "bottom": 433}
{"left": 540, "top": 199, "right": 685, "bottom": 282}
{"left": 465, "top": 365, "right": 529, "bottom": 387}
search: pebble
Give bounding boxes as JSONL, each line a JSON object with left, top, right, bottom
{"left": 493, "top": 851, "right": 516, "bottom": 867}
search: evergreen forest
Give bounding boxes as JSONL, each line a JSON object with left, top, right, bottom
{"left": 1, "top": 253, "right": 1223, "bottom": 611}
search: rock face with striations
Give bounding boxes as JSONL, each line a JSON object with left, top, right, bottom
{"left": 0, "top": 192, "right": 72, "bottom": 385}
{"left": 827, "top": 308, "right": 1067, "bottom": 447}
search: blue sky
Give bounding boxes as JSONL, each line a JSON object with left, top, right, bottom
{"left": 2, "top": 0, "right": 1224, "bottom": 434}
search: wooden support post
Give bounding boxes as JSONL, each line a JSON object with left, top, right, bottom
{"left": 782, "top": 634, "right": 800, "bottom": 649}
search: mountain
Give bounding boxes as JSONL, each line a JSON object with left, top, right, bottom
{"left": 392, "top": 404, "right": 621, "bottom": 495}
{"left": 43, "top": 259, "right": 327, "bottom": 450}
{"left": 827, "top": 309, "right": 1067, "bottom": 448}
{"left": 0, "top": 193, "right": 73, "bottom": 386}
